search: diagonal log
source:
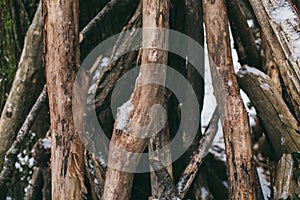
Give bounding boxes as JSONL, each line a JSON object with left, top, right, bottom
{"left": 102, "top": 0, "right": 170, "bottom": 199}
{"left": 237, "top": 65, "right": 300, "bottom": 158}
{"left": 176, "top": 108, "right": 219, "bottom": 199}
{"left": 0, "top": 85, "right": 47, "bottom": 194}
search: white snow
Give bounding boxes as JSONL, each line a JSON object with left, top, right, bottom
{"left": 280, "top": 136, "right": 286, "bottom": 146}
{"left": 87, "top": 83, "right": 97, "bottom": 95}
{"left": 245, "top": 66, "right": 269, "bottom": 79}
{"left": 201, "top": 187, "right": 210, "bottom": 199}
{"left": 238, "top": 66, "right": 270, "bottom": 81}
{"left": 40, "top": 137, "right": 51, "bottom": 149}
{"left": 257, "top": 166, "right": 271, "bottom": 200}
{"left": 247, "top": 19, "right": 254, "bottom": 28}
{"left": 115, "top": 100, "right": 133, "bottom": 131}
{"left": 98, "top": 153, "right": 107, "bottom": 169}
{"left": 92, "top": 70, "right": 101, "bottom": 81}
{"left": 260, "top": 82, "right": 270, "bottom": 91}
{"left": 101, "top": 57, "right": 110, "bottom": 67}
{"left": 269, "top": 0, "right": 300, "bottom": 61}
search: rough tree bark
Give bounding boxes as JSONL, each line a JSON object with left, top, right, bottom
{"left": 102, "top": 0, "right": 170, "bottom": 199}
{"left": 43, "top": 0, "right": 86, "bottom": 199}
{"left": 0, "top": 1, "right": 44, "bottom": 170}
{"left": 203, "top": 0, "right": 257, "bottom": 199}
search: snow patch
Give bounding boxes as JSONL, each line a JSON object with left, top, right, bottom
{"left": 201, "top": 187, "right": 210, "bottom": 199}
{"left": 116, "top": 100, "right": 133, "bottom": 131}
{"left": 238, "top": 66, "right": 269, "bottom": 79}
{"left": 257, "top": 166, "right": 271, "bottom": 200}
{"left": 101, "top": 57, "right": 110, "bottom": 67}
{"left": 247, "top": 19, "right": 254, "bottom": 28}
{"left": 41, "top": 137, "right": 51, "bottom": 150}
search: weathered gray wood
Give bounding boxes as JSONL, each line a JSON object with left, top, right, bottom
{"left": 237, "top": 66, "right": 300, "bottom": 158}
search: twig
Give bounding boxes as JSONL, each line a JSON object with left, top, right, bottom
{"left": 0, "top": 85, "right": 47, "bottom": 190}
{"left": 176, "top": 108, "right": 219, "bottom": 199}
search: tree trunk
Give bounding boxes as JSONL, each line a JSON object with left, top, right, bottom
{"left": 102, "top": 0, "right": 170, "bottom": 199}
{"left": 203, "top": 0, "right": 257, "bottom": 199}
{"left": 43, "top": 0, "right": 86, "bottom": 199}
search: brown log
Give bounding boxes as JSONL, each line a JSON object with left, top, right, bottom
{"left": 237, "top": 66, "right": 300, "bottom": 158}
{"left": 203, "top": 0, "right": 257, "bottom": 199}
{"left": 0, "top": 1, "right": 45, "bottom": 170}
{"left": 43, "top": 0, "right": 86, "bottom": 199}
{"left": 102, "top": 0, "right": 170, "bottom": 199}
{"left": 182, "top": 0, "right": 205, "bottom": 152}
{"left": 248, "top": 0, "right": 300, "bottom": 121}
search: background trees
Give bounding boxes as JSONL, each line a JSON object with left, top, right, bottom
{"left": 0, "top": 0, "right": 299, "bottom": 199}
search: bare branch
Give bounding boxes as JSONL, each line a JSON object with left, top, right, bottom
{"left": 0, "top": 85, "right": 47, "bottom": 191}
{"left": 176, "top": 108, "right": 219, "bottom": 199}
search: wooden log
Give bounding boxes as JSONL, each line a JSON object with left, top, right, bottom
{"left": 248, "top": 0, "right": 300, "bottom": 121}
{"left": 203, "top": 0, "right": 257, "bottom": 199}
{"left": 43, "top": 0, "right": 86, "bottom": 198}
{"left": 102, "top": 0, "right": 170, "bottom": 199}
{"left": 237, "top": 65, "right": 300, "bottom": 158}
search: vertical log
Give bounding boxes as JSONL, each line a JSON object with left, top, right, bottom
{"left": 43, "top": 0, "right": 86, "bottom": 199}
{"left": 203, "top": 0, "right": 256, "bottom": 199}
{"left": 102, "top": 0, "right": 170, "bottom": 199}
